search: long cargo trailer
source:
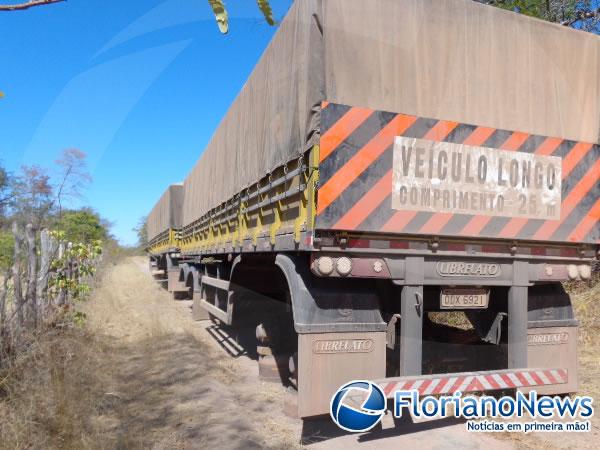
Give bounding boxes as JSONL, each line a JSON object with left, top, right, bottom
{"left": 148, "top": 0, "right": 600, "bottom": 418}
{"left": 147, "top": 183, "right": 183, "bottom": 245}
{"left": 147, "top": 183, "right": 183, "bottom": 285}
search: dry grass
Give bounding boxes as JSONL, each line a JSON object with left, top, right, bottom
{"left": 0, "top": 258, "right": 301, "bottom": 450}
{"left": 492, "top": 275, "right": 600, "bottom": 449}
{"left": 4, "top": 256, "right": 596, "bottom": 449}
{"left": 569, "top": 273, "right": 600, "bottom": 345}
{"left": 0, "top": 326, "right": 111, "bottom": 449}
{"left": 428, "top": 311, "right": 474, "bottom": 330}
{"left": 570, "top": 274, "right": 600, "bottom": 401}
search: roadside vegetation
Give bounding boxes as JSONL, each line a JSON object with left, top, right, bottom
{"left": 0, "top": 256, "right": 301, "bottom": 449}
{"left": 569, "top": 271, "right": 600, "bottom": 401}
{"left": 0, "top": 151, "right": 142, "bottom": 448}
{"left": 0, "top": 1, "right": 598, "bottom": 34}
{"left": 0, "top": 150, "right": 105, "bottom": 358}
{"left": 494, "top": 275, "right": 600, "bottom": 449}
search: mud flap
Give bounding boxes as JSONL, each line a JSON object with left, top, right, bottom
{"left": 274, "top": 254, "right": 386, "bottom": 417}
{"left": 525, "top": 283, "right": 579, "bottom": 395}
{"left": 274, "top": 254, "right": 386, "bottom": 334}
{"left": 166, "top": 254, "right": 186, "bottom": 294}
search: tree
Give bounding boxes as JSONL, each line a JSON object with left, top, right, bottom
{"left": 56, "top": 208, "right": 108, "bottom": 244}
{"left": 0, "top": 163, "right": 11, "bottom": 219}
{"left": 0, "top": 149, "right": 96, "bottom": 334}
{"left": 0, "top": 165, "right": 7, "bottom": 194}
{"left": 0, "top": 0, "right": 276, "bottom": 34}
{"left": 53, "top": 148, "right": 92, "bottom": 217}
{"left": 205, "top": 0, "right": 276, "bottom": 33}
{"left": 476, "top": 0, "right": 600, "bottom": 31}
{"left": 0, "top": 0, "right": 64, "bottom": 11}
{"left": 0, "top": 230, "right": 13, "bottom": 270}
{"left": 133, "top": 216, "right": 148, "bottom": 250}
{"left": 9, "top": 148, "right": 91, "bottom": 229}
{"left": 9, "top": 165, "right": 53, "bottom": 228}
{"left": 2, "top": 0, "right": 598, "bottom": 33}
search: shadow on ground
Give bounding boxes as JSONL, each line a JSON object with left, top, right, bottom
{"left": 95, "top": 331, "right": 269, "bottom": 449}
{"left": 300, "top": 413, "right": 466, "bottom": 446}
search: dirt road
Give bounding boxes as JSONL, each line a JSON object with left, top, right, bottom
{"left": 78, "top": 257, "right": 597, "bottom": 449}
{"left": 81, "top": 258, "right": 301, "bottom": 449}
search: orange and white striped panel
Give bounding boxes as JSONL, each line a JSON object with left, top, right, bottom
{"left": 317, "top": 102, "right": 599, "bottom": 244}
{"left": 376, "top": 368, "right": 568, "bottom": 398}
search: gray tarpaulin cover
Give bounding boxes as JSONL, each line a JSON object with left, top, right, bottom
{"left": 181, "top": 0, "right": 600, "bottom": 227}
{"left": 147, "top": 184, "right": 183, "bottom": 241}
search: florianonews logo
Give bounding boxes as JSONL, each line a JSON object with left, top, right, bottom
{"left": 330, "top": 380, "right": 386, "bottom": 432}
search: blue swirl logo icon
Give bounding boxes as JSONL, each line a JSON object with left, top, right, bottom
{"left": 330, "top": 380, "right": 386, "bottom": 432}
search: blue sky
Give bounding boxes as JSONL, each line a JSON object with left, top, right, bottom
{"left": 0, "top": 0, "right": 293, "bottom": 245}
{"left": 1, "top": 1, "right": 598, "bottom": 246}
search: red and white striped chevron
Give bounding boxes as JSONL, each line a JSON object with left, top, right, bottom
{"left": 376, "top": 368, "right": 568, "bottom": 397}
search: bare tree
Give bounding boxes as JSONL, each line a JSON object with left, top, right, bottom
{"left": 54, "top": 148, "right": 92, "bottom": 221}
{"left": 0, "top": 0, "right": 277, "bottom": 34}
{"left": 9, "top": 149, "right": 91, "bottom": 230}
{"left": 10, "top": 165, "right": 53, "bottom": 229}
{"left": 0, "top": 0, "right": 65, "bottom": 11}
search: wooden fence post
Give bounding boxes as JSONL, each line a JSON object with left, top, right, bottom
{"left": 25, "top": 224, "right": 38, "bottom": 327}
{"left": 0, "top": 270, "right": 10, "bottom": 333}
{"left": 37, "top": 229, "right": 55, "bottom": 316}
{"left": 11, "top": 222, "right": 24, "bottom": 327}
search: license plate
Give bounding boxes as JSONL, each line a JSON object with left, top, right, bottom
{"left": 440, "top": 288, "right": 489, "bottom": 309}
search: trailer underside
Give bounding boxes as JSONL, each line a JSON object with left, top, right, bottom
{"left": 146, "top": 99, "right": 598, "bottom": 417}
{"left": 148, "top": 248, "right": 583, "bottom": 417}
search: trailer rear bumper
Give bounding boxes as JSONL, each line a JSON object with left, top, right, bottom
{"left": 292, "top": 363, "right": 570, "bottom": 418}
{"left": 375, "top": 367, "right": 568, "bottom": 398}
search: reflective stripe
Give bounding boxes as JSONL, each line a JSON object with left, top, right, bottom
{"left": 457, "top": 376, "right": 474, "bottom": 392}
{"left": 537, "top": 371, "right": 551, "bottom": 385}
{"left": 522, "top": 371, "right": 537, "bottom": 386}
{"left": 492, "top": 374, "right": 508, "bottom": 389}
{"left": 423, "top": 378, "right": 441, "bottom": 395}
{"left": 545, "top": 370, "right": 558, "bottom": 384}
{"left": 479, "top": 376, "right": 493, "bottom": 390}
{"left": 507, "top": 373, "right": 523, "bottom": 387}
{"left": 441, "top": 377, "right": 458, "bottom": 394}
{"left": 411, "top": 380, "right": 424, "bottom": 391}
{"left": 550, "top": 369, "right": 564, "bottom": 383}
{"left": 375, "top": 368, "right": 567, "bottom": 398}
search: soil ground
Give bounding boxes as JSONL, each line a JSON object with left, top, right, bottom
{"left": 79, "top": 257, "right": 302, "bottom": 449}
{"left": 89, "top": 258, "right": 600, "bottom": 449}
{"left": 3, "top": 256, "right": 596, "bottom": 449}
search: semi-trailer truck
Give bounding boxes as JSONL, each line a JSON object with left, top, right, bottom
{"left": 147, "top": 0, "right": 600, "bottom": 418}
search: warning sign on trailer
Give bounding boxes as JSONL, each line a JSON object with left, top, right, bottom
{"left": 392, "top": 137, "right": 562, "bottom": 220}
